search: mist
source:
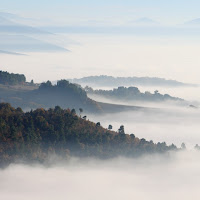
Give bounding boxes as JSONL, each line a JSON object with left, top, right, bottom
{"left": 87, "top": 85, "right": 200, "bottom": 103}
{"left": 1, "top": 151, "right": 200, "bottom": 200}
{"left": 2, "top": 34, "right": 200, "bottom": 84}
{"left": 86, "top": 104, "right": 200, "bottom": 148}
{"left": 2, "top": 5, "right": 200, "bottom": 199}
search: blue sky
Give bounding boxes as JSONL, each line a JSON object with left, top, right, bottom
{"left": 1, "top": 0, "right": 200, "bottom": 24}
{"left": 1, "top": 1, "right": 200, "bottom": 84}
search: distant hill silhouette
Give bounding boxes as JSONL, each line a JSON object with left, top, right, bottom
{"left": 86, "top": 86, "right": 184, "bottom": 103}
{"left": 0, "top": 71, "right": 189, "bottom": 113}
{"left": 131, "top": 18, "right": 159, "bottom": 26}
{"left": 0, "top": 79, "right": 100, "bottom": 112}
{"left": 70, "top": 75, "right": 193, "bottom": 88}
{"left": 0, "top": 71, "right": 158, "bottom": 113}
{"left": 0, "top": 70, "right": 26, "bottom": 85}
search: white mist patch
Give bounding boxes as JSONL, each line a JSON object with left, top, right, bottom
{"left": 1, "top": 34, "right": 200, "bottom": 84}
{"left": 87, "top": 107, "right": 200, "bottom": 148}
{"left": 1, "top": 151, "right": 200, "bottom": 200}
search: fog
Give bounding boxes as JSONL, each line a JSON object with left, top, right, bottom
{"left": 87, "top": 106, "right": 200, "bottom": 148}
{"left": 2, "top": 12, "right": 200, "bottom": 199}
{"left": 2, "top": 34, "right": 200, "bottom": 84}
{"left": 1, "top": 151, "right": 200, "bottom": 200}
{"left": 86, "top": 84, "right": 200, "bottom": 103}
{"left": 79, "top": 82, "right": 200, "bottom": 149}
{"left": 88, "top": 93, "right": 191, "bottom": 109}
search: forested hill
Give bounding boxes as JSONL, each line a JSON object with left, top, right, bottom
{"left": 0, "top": 103, "right": 177, "bottom": 166}
{"left": 0, "top": 79, "right": 155, "bottom": 113}
{"left": 0, "top": 80, "right": 100, "bottom": 112}
{"left": 86, "top": 86, "right": 184, "bottom": 103}
{"left": 0, "top": 70, "right": 26, "bottom": 85}
{"left": 70, "top": 75, "right": 192, "bottom": 87}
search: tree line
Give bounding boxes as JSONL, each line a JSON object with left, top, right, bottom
{"left": 0, "top": 103, "right": 177, "bottom": 166}
{"left": 0, "top": 70, "right": 26, "bottom": 85}
{"left": 85, "top": 86, "right": 184, "bottom": 102}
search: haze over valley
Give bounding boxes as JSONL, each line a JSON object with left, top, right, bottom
{"left": 1, "top": 1, "right": 200, "bottom": 199}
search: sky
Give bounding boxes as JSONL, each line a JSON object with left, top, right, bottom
{"left": 1, "top": 34, "right": 200, "bottom": 84}
{"left": 1, "top": 4, "right": 200, "bottom": 199}
{"left": 1, "top": 1, "right": 200, "bottom": 85}
{"left": 1, "top": 0, "right": 200, "bottom": 25}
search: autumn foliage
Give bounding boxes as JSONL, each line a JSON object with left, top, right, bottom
{"left": 0, "top": 103, "right": 176, "bottom": 166}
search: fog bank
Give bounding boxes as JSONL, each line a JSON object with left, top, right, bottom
{"left": 1, "top": 151, "right": 200, "bottom": 200}
{"left": 87, "top": 107, "right": 200, "bottom": 148}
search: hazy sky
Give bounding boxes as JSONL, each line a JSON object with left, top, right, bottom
{"left": 1, "top": 34, "right": 200, "bottom": 84}
{"left": 1, "top": 1, "right": 200, "bottom": 85}
{"left": 2, "top": 0, "right": 200, "bottom": 25}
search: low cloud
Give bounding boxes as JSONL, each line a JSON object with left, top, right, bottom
{"left": 0, "top": 151, "right": 200, "bottom": 200}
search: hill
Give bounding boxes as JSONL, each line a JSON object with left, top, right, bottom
{"left": 0, "top": 70, "right": 26, "bottom": 85}
{"left": 0, "top": 80, "right": 100, "bottom": 112}
{"left": 131, "top": 18, "right": 159, "bottom": 26}
{"left": 0, "top": 71, "right": 156, "bottom": 113}
{"left": 0, "top": 12, "right": 48, "bottom": 34}
{"left": 0, "top": 80, "right": 162, "bottom": 113}
{"left": 0, "top": 34, "right": 68, "bottom": 53}
{"left": 0, "top": 12, "right": 69, "bottom": 54}
{"left": 0, "top": 103, "right": 177, "bottom": 166}
{"left": 0, "top": 71, "right": 187, "bottom": 113}
{"left": 86, "top": 86, "right": 184, "bottom": 103}
{"left": 70, "top": 75, "right": 192, "bottom": 88}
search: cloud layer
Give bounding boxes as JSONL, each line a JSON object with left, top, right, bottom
{"left": 1, "top": 151, "right": 200, "bottom": 200}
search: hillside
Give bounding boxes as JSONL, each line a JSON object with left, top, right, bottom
{"left": 0, "top": 71, "right": 155, "bottom": 113}
{"left": 0, "top": 103, "right": 177, "bottom": 166}
{"left": 69, "top": 75, "right": 192, "bottom": 88}
{"left": 86, "top": 86, "right": 184, "bottom": 103}
{"left": 0, "top": 80, "right": 100, "bottom": 112}
{"left": 0, "top": 70, "right": 26, "bottom": 85}
{"left": 0, "top": 71, "right": 187, "bottom": 113}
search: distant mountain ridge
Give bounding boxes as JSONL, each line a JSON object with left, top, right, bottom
{"left": 86, "top": 86, "right": 184, "bottom": 103}
{"left": 70, "top": 75, "right": 194, "bottom": 88}
{"left": 0, "top": 79, "right": 100, "bottom": 112}
{"left": 0, "top": 71, "right": 192, "bottom": 113}
{"left": 0, "top": 12, "right": 68, "bottom": 54}
{"left": 0, "top": 34, "right": 68, "bottom": 53}
{"left": 0, "top": 15, "right": 16, "bottom": 25}
{"left": 0, "top": 71, "right": 160, "bottom": 113}
{"left": 0, "top": 12, "right": 49, "bottom": 34}
{"left": 0, "top": 50, "right": 26, "bottom": 55}
{"left": 131, "top": 17, "right": 159, "bottom": 25}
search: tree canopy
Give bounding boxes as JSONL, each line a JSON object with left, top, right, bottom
{"left": 0, "top": 103, "right": 177, "bottom": 166}
{"left": 0, "top": 70, "right": 26, "bottom": 85}
{"left": 86, "top": 86, "right": 184, "bottom": 102}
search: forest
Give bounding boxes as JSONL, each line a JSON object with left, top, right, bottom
{"left": 0, "top": 70, "right": 26, "bottom": 85}
{"left": 0, "top": 77, "right": 157, "bottom": 113}
{"left": 0, "top": 103, "right": 177, "bottom": 166}
{"left": 70, "top": 75, "right": 191, "bottom": 87}
{"left": 0, "top": 79, "right": 100, "bottom": 112}
{"left": 86, "top": 86, "right": 184, "bottom": 102}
